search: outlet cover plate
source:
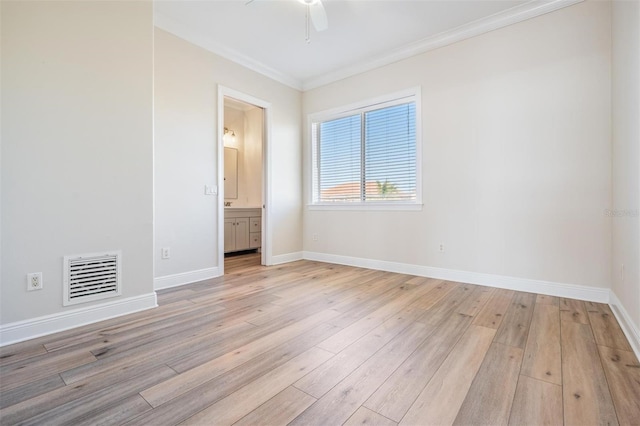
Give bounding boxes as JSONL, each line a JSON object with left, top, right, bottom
{"left": 27, "top": 272, "right": 43, "bottom": 291}
{"left": 161, "top": 247, "right": 171, "bottom": 259}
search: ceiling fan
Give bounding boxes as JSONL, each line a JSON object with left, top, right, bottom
{"left": 247, "top": 0, "right": 328, "bottom": 43}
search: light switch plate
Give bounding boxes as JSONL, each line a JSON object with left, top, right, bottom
{"left": 204, "top": 185, "right": 218, "bottom": 195}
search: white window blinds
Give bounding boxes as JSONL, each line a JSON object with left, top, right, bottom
{"left": 317, "top": 115, "right": 362, "bottom": 202}
{"left": 311, "top": 94, "right": 418, "bottom": 205}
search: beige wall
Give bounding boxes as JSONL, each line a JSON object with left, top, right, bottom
{"left": 244, "top": 108, "right": 264, "bottom": 208}
{"left": 612, "top": 0, "right": 640, "bottom": 333}
{"left": 303, "top": 0, "right": 612, "bottom": 289}
{"left": 154, "top": 29, "right": 302, "bottom": 280}
{"left": 223, "top": 106, "right": 245, "bottom": 202}
{"left": 1, "top": 1, "right": 154, "bottom": 324}
{"left": 223, "top": 105, "right": 263, "bottom": 208}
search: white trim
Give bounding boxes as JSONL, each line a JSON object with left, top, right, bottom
{"left": 262, "top": 106, "right": 273, "bottom": 267}
{"left": 218, "top": 86, "right": 273, "bottom": 270}
{"left": 308, "top": 88, "right": 420, "bottom": 122}
{"left": 302, "top": 251, "right": 610, "bottom": 303}
{"left": 154, "top": 13, "right": 302, "bottom": 91}
{"left": 271, "top": 252, "right": 304, "bottom": 265}
{"left": 155, "top": 1, "right": 582, "bottom": 92}
{"left": 217, "top": 88, "right": 226, "bottom": 276}
{"left": 609, "top": 291, "right": 640, "bottom": 361}
{"left": 302, "top": 0, "right": 584, "bottom": 90}
{"left": 309, "top": 87, "right": 422, "bottom": 209}
{"left": 308, "top": 203, "right": 423, "bottom": 212}
{"left": 0, "top": 293, "right": 157, "bottom": 347}
{"left": 154, "top": 267, "right": 221, "bottom": 290}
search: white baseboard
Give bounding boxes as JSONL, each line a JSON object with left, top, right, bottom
{"left": 0, "top": 292, "right": 157, "bottom": 347}
{"left": 609, "top": 291, "right": 640, "bottom": 361}
{"left": 154, "top": 267, "right": 221, "bottom": 290}
{"left": 270, "top": 252, "right": 304, "bottom": 265}
{"left": 302, "top": 251, "right": 610, "bottom": 303}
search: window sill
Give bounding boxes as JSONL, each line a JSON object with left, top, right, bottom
{"left": 307, "top": 203, "right": 423, "bottom": 211}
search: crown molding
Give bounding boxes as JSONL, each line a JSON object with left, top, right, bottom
{"left": 154, "top": 12, "right": 304, "bottom": 91}
{"left": 302, "top": 0, "right": 584, "bottom": 90}
{"left": 154, "top": 0, "right": 583, "bottom": 93}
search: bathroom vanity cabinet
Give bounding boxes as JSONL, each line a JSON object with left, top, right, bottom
{"left": 224, "top": 208, "right": 261, "bottom": 253}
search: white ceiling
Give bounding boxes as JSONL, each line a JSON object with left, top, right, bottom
{"left": 154, "top": 0, "right": 581, "bottom": 90}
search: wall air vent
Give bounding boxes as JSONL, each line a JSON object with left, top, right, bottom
{"left": 63, "top": 251, "right": 122, "bottom": 306}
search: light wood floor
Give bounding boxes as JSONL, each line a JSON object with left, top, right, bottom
{"left": 225, "top": 251, "right": 262, "bottom": 274}
{"left": 1, "top": 255, "right": 639, "bottom": 425}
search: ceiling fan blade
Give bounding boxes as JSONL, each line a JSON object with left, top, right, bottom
{"left": 310, "top": 0, "right": 328, "bottom": 32}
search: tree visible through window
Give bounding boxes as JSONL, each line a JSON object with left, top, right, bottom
{"left": 311, "top": 93, "right": 419, "bottom": 206}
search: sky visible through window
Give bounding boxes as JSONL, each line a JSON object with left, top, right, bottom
{"left": 318, "top": 102, "right": 416, "bottom": 202}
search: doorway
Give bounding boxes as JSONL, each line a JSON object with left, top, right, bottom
{"left": 218, "top": 86, "right": 271, "bottom": 275}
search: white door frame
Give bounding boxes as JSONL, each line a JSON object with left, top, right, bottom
{"left": 217, "top": 85, "right": 272, "bottom": 274}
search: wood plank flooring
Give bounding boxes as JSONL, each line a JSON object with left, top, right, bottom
{"left": 1, "top": 254, "right": 639, "bottom": 425}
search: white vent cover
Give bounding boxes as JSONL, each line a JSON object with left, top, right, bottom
{"left": 63, "top": 251, "right": 122, "bottom": 306}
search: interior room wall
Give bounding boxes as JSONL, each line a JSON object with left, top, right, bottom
{"left": 224, "top": 106, "right": 246, "bottom": 204}
{"left": 223, "top": 105, "right": 262, "bottom": 208}
{"left": 1, "top": 1, "right": 154, "bottom": 326}
{"left": 154, "top": 29, "right": 302, "bottom": 282}
{"left": 611, "top": 0, "right": 640, "bottom": 341}
{"left": 0, "top": 2, "right": 3, "bottom": 313}
{"left": 243, "top": 107, "right": 264, "bottom": 208}
{"left": 302, "top": 0, "right": 612, "bottom": 291}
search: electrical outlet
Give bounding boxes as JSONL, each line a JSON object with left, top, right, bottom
{"left": 312, "top": 234, "right": 319, "bottom": 242}
{"left": 438, "top": 244, "right": 445, "bottom": 253}
{"left": 27, "top": 272, "right": 43, "bottom": 291}
{"left": 161, "top": 247, "right": 171, "bottom": 259}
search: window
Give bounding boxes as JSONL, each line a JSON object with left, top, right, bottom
{"left": 310, "top": 89, "right": 421, "bottom": 209}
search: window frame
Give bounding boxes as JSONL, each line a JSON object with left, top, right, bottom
{"left": 308, "top": 87, "right": 422, "bottom": 211}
